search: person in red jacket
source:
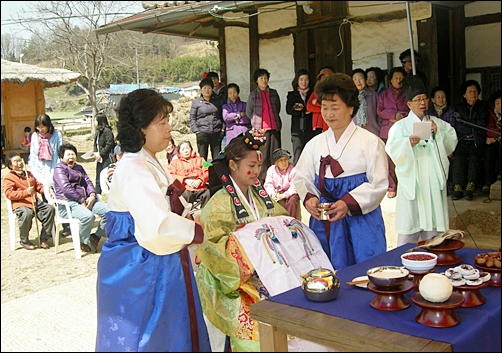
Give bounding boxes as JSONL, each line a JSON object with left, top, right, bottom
{"left": 2, "top": 151, "right": 54, "bottom": 250}
{"left": 306, "top": 66, "right": 336, "bottom": 135}
{"left": 168, "top": 140, "right": 211, "bottom": 208}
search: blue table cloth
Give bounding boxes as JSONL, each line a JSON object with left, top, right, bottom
{"left": 268, "top": 243, "right": 501, "bottom": 352}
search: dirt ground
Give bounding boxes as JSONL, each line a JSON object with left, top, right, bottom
{"left": 0, "top": 131, "right": 196, "bottom": 304}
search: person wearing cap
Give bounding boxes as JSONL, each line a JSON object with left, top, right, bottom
{"left": 294, "top": 73, "right": 389, "bottom": 270}
{"left": 399, "top": 48, "right": 427, "bottom": 87}
{"left": 263, "top": 148, "right": 301, "bottom": 220}
{"left": 385, "top": 75, "right": 457, "bottom": 247}
{"left": 306, "top": 66, "right": 336, "bottom": 136}
{"left": 113, "top": 144, "right": 124, "bottom": 162}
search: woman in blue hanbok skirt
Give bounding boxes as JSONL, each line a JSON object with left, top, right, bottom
{"left": 95, "top": 89, "right": 211, "bottom": 352}
{"left": 294, "top": 74, "right": 389, "bottom": 270}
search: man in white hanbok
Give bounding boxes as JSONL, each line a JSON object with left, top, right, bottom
{"left": 386, "top": 76, "right": 458, "bottom": 246}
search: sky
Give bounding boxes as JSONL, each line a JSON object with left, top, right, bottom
{"left": 1, "top": 1, "right": 43, "bottom": 40}
{"left": 1, "top": 1, "right": 144, "bottom": 41}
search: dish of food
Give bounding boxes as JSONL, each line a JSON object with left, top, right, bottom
{"left": 401, "top": 252, "right": 438, "bottom": 273}
{"left": 474, "top": 263, "right": 502, "bottom": 272}
{"left": 474, "top": 251, "right": 501, "bottom": 269}
{"left": 351, "top": 276, "right": 369, "bottom": 288}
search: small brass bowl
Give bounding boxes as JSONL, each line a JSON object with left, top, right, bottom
{"left": 366, "top": 266, "right": 409, "bottom": 289}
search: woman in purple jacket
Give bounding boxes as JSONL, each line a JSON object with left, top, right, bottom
{"left": 377, "top": 67, "right": 409, "bottom": 198}
{"left": 222, "top": 83, "right": 251, "bottom": 145}
{"left": 53, "top": 143, "right": 107, "bottom": 253}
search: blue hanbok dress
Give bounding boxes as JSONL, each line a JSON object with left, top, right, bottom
{"left": 294, "top": 124, "right": 389, "bottom": 270}
{"left": 95, "top": 149, "right": 211, "bottom": 352}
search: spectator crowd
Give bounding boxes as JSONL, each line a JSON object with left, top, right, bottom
{"left": 2, "top": 50, "right": 500, "bottom": 352}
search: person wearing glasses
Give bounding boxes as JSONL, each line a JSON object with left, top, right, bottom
{"left": 385, "top": 76, "right": 457, "bottom": 247}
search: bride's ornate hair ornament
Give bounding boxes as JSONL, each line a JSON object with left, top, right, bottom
{"left": 244, "top": 128, "right": 266, "bottom": 148}
{"left": 209, "top": 128, "right": 274, "bottom": 223}
{"left": 243, "top": 128, "right": 266, "bottom": 161}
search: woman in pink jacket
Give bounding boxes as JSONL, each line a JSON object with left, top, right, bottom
{"left": 263, "top": 148, "right": 300, "bottom": 220}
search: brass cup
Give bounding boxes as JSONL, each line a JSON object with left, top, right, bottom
{"left": 317, "top": 203, "right": 331, "bottom": 220}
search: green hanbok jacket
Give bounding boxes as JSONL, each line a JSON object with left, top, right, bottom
{"left": 195, "top": 187, "right": 288, "bottom": 341}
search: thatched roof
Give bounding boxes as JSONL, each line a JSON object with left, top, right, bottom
{"left": 1, "top": 59, "right": 81, "bottom": 88}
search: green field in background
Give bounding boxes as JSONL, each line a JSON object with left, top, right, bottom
{"left": 47, "top": 111, "right": 81, "bottom": 120}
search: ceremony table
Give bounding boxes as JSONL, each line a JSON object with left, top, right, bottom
{"left": 250, "top": 243, "right": 501, "bottom": 352}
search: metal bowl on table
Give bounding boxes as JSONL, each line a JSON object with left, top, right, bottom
{"left": 366, "top": 266, "right": 409, "bottom": 289}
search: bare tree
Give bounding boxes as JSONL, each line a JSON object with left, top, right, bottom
{"left": 14, "top": 1, "right": 140, "bottom": 133}
{"left": 0, "top": 33, "right": 26, "bottom": 61}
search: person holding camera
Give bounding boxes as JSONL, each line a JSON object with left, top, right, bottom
{"left": 286, "top": 69, "right": 314, "bottom": 165}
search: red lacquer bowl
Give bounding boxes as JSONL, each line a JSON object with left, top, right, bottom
{"left": 452, "top": 281, "right": 489, "bottom": 307}
{"left": 418, "top": 239, "right": 464, "bottom": 266}
{"left": 411, "top": 292, "right": 464, "bottom": 328}
{"left": 473, "top": 263, "right": 501, "bottom": 287}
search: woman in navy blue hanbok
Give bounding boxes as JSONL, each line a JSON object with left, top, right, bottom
{"left": 95, "top": 89, "right": 210, "bottom": 352}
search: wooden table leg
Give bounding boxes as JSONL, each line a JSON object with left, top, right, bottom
{"left": 258, "top": 321, "right": 288, "bottom": 352}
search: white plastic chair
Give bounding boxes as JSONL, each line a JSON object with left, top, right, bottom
{"left": 44, "top": 183, "right": 82, "bottom": 259}
{"left": 4, "top": 195, "right": 18, "bottom": 251}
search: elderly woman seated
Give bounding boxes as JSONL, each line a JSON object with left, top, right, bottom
{"left": 167, "top": 140, "right": 211, "bottom": 208}
{"left": 53, "top": 143, "right": 107, "bottom": 253}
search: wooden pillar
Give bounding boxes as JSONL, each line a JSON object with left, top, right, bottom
{"left": 217, "top": 23, "right": 227, "bottom": 85}
{"left": 249, "top": 10, "right": 259, "bottom": 91}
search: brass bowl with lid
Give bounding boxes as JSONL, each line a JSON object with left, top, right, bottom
{"left": 301, "top": 266, "right": 340, "bottom": 302}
